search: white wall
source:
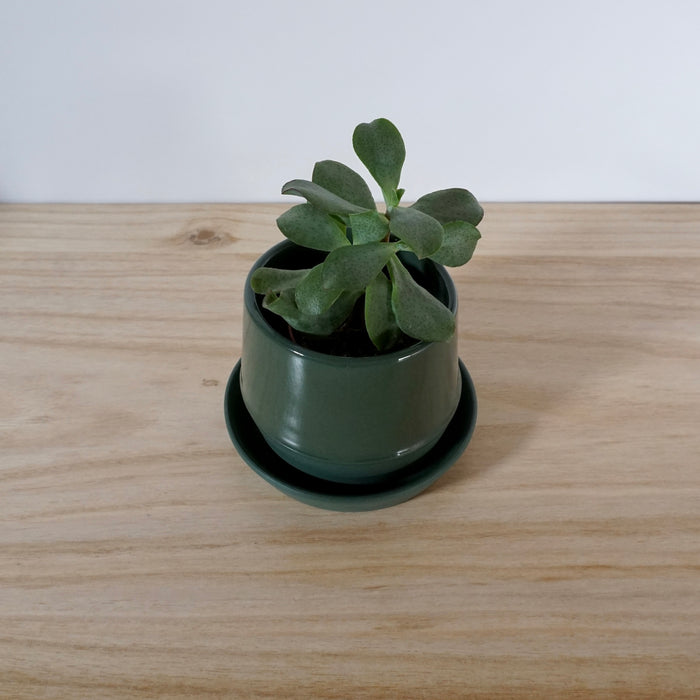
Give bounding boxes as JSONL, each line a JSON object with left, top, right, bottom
{"left": 1, "top": 0, "right": 699, "bottom": 203}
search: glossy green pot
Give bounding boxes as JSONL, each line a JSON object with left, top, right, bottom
{"left": 239, "top": 241, "right": 462, "bottom": 486}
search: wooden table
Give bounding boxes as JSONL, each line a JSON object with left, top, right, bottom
{"left": 1, "top": 203, "right": 699, "bottom": 698}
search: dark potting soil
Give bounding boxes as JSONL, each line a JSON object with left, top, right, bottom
{"left": 261, "top": 295, "right": 418, "bottom": 358}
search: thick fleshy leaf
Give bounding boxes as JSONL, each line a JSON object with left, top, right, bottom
{"left": 429, "top": 221, "right": 481, "bottom": 267}
{"left": 312, "top": 160, "right": 376, "bottom": 210}
{"left": 264, "top": 288, "right": 360, "bottom": 336}
{"left": 250, "top": 266, "right": 310, "bottom": 294}
{"left": 349, "top": 210, "right": 389, "bottom": 245}
{"left": 281, "top": 179, "right": 367, "bottom": 215}
{"left": 387, "top": 256, "right": 455, "bottom": 342}
{"left": 276, "top": 203, "right": 350, "bottom": 251}
{"left": 352, "top": 118, "right": 405, "bottom": 206}
{"left": 322, "top": 241, "right": 399, "bottom": 292}
{"left": 388, "top": 206, "right": 443, "bottom": 259}
{"left": 365, "top": 272, "right": 401, "bottom": 352}
{"left": 410, "top": 188, "right": 484, "bottom": 226}
{"left": 295, "top": 264, "right": 342, "bottom": 315}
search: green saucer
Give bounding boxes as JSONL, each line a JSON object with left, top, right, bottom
{"left": 224, "top": 359, "right": 477, "bottom": 511}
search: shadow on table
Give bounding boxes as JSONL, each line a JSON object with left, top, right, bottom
{"left": 421, "top": 222, "right": 673, "bottom": 495}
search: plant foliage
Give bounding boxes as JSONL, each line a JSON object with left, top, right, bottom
{"left": 250, "top": 118, "right": 483, "bottom": 352}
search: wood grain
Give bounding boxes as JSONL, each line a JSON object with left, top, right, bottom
{"left": 1, "top": 203, "right": 699, "bottom": 699}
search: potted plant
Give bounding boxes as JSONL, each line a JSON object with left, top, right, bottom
{"left": 224, "top": 118, "right": 482, "bottom": 511}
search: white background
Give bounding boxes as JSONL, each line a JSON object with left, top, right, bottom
{"left": 1, "top": 0, "right": 699, "bottom": 203}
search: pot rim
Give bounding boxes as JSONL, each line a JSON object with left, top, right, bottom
{"left": 244, "top": 240, "right": 458, "bottom": 366}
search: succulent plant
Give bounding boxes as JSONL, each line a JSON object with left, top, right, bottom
{"left": 250, "top": 118, "right": 483, "bottom": 353}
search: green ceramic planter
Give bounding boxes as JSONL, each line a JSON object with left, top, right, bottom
{"left": 239, "top": 241, "right": 462, "bottom": 486}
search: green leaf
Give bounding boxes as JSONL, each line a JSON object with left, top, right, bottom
{"left": 365, "top": 272, "right": 402, "bottom": 352}
{"left": 410, "top": 188, "right": 484, "bottom": 226}
{"left": 276, "top": 203, "right": 350, "bottom": 251}
{"left": 312, "top": 160, "right": 376, "bottom": 210}
{"left": 295, "top": 264, "right": 342, "bottom": 315}
{"left": 322, "top": 241, "right": 399, "bottom": 292}
{"left": 387, "top": 256, "right": 455, "bottom": 343}
{"left": 264, "top": 288, "right": 360, "bottom": 336}
{"left": 349, "top": 210, "right": 389, "bottom": 245}
{"left": 281, "top": 179, "right": 367, "bottom": 215}
{"left": 429, "top": 221, "right": 481, "bottom": 267}
{"left": 250, "top": 266, "right": 310, "bottom": 294}
{"left": 388, "top": 206, "right": 443, "bottom": 259}
{"left": 352, "top": 118, "right": 405, "bottom": 205}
